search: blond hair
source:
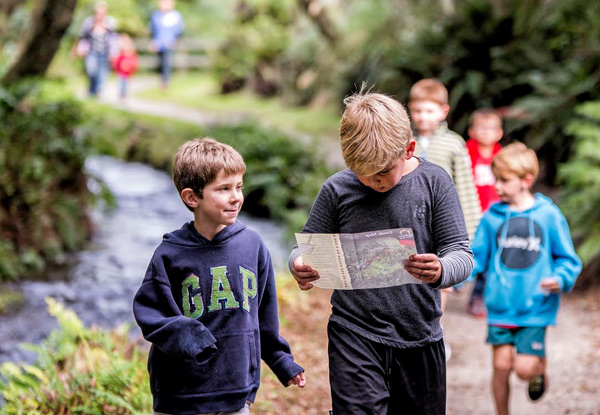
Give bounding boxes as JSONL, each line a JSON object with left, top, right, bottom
{"left": 409, "top": 79, "right": 448, "bottom": 105}
{"left": 492, "top": 142, "right": 539, "bottom": 181}
{"left": 340, "top": 90, "right": 413, "bottom": 177}
{"left": 173, "top": 138, "right": 246, "bottom": 209}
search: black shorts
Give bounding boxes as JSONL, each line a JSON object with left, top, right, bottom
{"left": 328, "top": 321, "right": 446, "bottom": 415}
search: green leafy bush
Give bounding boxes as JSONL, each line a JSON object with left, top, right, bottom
{"left": 559, "top": 101, "right": 600, "bottom": 269}
{"left": 0, "top": 298, "right": 152, "bottom": 415}
{"left": 212, "top": 0, "right": 296, "bottom": 94}
{"left": 0, "top": 82, "right": 94, "bottom": 281}
{"left": 342, "top": 0, "right": 600, "bottom": 183}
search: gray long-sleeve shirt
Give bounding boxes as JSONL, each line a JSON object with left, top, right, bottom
{"left": 290, "top": 158, "right": 473, "bottom": 348}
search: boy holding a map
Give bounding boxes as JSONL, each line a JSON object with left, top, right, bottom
{"left": 289, "top": 89, "right": 474, "bottom": 415}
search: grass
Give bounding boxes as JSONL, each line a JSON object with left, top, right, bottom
{"left": 0, "top": 289, "right": 24, "bottom": 315}
{"left": 137, "top": 72, "right": 342, "bottom": 139}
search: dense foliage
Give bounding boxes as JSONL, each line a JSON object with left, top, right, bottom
{"left": 0, "top": 82, "right": 93, "bottom": 281}
{"left": 212, "top": 0, "right": 296, "bottom": 94}
{"left": 314, "top": 0, "right": 600, "bottom": 184}
{"left": 0, "top": 298, "right": 152, "bottom": 415}
{"left": 558, "top": 101, "right": 600, "bottom": 286}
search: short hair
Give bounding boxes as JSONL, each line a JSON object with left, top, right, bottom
{"left": 492, "top": 142, "right": 539, "bottom": 181}
{"left": 340, "top": 90, "right": 413, "bottom": 177}
{"left": 173, "top": 137, "right": 246, "bottom": 208}
{"left": 409, "top": 79, "right": 448, "bottom": 105}
{"left": 470, "top": 108, "right": 502, "bottom": 127}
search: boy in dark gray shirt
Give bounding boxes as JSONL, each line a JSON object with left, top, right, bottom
{"left": 289, "top": 90, "right": 473, "bottom": 415}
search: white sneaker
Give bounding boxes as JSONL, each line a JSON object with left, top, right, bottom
{"left": 444, "top": 342, "right": 452, "bottom": 362}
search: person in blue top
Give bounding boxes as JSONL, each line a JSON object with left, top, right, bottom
{"left": 470, "top": 142, "right": 581, "bottom": 415}
{"left": 149, "top": 0, "right": 184, "bottom": 89}
{"left": 133, "top": 138, "right": 305, "bottom": 415}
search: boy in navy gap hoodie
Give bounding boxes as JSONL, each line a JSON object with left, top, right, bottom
{"left": 133, "top": 138, "right": 306, "bottom": 415}
{"left": 470, "top": 143, "right": 581, "bottom": 414}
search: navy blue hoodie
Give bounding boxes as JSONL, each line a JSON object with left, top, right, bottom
{"left": 133, "top": 220, "right": 303, "bottom": 415}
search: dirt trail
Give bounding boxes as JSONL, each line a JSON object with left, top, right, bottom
{"left": 270, "top": 285, "right": 600, "bottom": 415}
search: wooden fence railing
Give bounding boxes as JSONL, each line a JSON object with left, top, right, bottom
{"left": 132, "top": 38, "right": 215, "bottom": 70}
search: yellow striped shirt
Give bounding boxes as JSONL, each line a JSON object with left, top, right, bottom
{"left": 414, "top": 123, "right": 482, "bottom": 240}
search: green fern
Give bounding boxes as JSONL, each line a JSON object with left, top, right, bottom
{"left": 0, "top": 298, "right": 152, "bottom": 415}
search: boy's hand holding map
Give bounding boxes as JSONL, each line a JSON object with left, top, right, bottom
{"left": 294, "top": 228, "right": 425, "bottom": 290}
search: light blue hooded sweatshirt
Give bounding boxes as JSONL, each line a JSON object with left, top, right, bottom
{"left": 471, "top": 193, "right": 581, "bottom": 327}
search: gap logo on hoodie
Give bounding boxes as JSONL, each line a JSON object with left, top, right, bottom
{"left": 182, "top": 266, "right": 257, "bottom": 319}
{"left": 497, "top": 217, "right": 543, "bottom": 269}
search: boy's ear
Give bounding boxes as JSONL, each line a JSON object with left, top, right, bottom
{"left": 522, "top": 174, "right": 535, "bottom": 190}
{"left": 180, "top": 188, "right": 200, "bottom": 209}
{"left": 441, "top": 104, "right": 450, "bottom": 118}
{"left": 405, "top": 140, "right": 416, "bottom": 159}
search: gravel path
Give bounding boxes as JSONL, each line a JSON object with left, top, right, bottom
{"left": 444, "top": 285, "right": 599, "bottom": 415}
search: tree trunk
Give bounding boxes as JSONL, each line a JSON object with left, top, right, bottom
{"left": 2, "top": 0, "right": 78, "bottom": 85}
{"left": 297, "top": 0, "right": 338, "bottom": 46}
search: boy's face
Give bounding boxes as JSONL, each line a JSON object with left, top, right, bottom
{"left": 469, "top": 116, "right": 503, "bottom": 147}
{"left": 494, "top": 173, "right": 532, "bottom": 205}
{"left": 408, "top": 100, "right": 449, "bottom": 136}
{"left": 356, "top": 142, "right": 416, "bottom": 193}
{"left": 159, "top": 0, "right": 174, "bottom": 11}
{"left": 188, "top": 169, "right": 244, "bottom": 237}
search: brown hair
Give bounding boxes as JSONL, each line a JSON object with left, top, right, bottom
{"left": 173, "top": 137, "right": 246, "bottom": 209}
{"left": 470, "top": 108, "right": 502, "bottom": 128}
{"left": 340, "top": 89, "right": 413, "bottom": 177}
{"left": 409, "top": 79, "right": 448, "bottom": 105}
{"left": 492, "top": 142, "right": 539, "bottom": 181}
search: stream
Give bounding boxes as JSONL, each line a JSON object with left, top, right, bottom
{"left": 0, "top": 156, "right": 289, "bottom": 366}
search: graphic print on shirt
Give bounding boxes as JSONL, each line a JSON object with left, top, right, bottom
{"left": 496, "top": 217, "right": 543, "bottom": 269}
{"left": 474, "top": 163, "right": 495, "bottom": 186}
{"left": 182, "top": 266, "right": 257, "bottom": 319}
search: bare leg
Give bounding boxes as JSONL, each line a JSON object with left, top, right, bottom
{"left": 492, "top": 345, "right": 513, "bottom": 415}
{"left": 514, "top": 354, "right": 545, "bottom": 381}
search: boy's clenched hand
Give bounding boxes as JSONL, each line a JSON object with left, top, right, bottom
{"left": 292, "top": 257, "right": 320, "bottom": 290}
{"left": 404, "top": 253, "right": 442, "bottom": 284}
{"left": 288, "top": 371, "right": 306, "bottom": 388}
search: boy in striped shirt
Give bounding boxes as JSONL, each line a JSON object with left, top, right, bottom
{"left": 408, "top": 79, "right": 481, "bottom": 240}
{"left": 408, "top": 79, "right": 482, "bottom": 357}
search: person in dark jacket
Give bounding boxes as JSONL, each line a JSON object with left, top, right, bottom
{"left": 134, "top": 137, "right": 306, "bottom": 415}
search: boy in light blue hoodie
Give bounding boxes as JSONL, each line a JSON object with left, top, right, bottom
{"left": 149, "top": 0, "right": 184, "bottom": 89}
{"left": 471, "top": 142, "right": 581, "bottom": 415}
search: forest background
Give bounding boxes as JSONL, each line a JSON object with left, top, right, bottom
{"left": 0, "top": 0, "right": 599, "bottom": 413}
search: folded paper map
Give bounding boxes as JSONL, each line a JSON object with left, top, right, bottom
{"left": 295, "top": 228, "right": 421, "bottom": 290}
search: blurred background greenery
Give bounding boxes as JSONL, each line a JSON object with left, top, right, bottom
{"left": 1, "top": 0, "right": 599, "bottom": 413}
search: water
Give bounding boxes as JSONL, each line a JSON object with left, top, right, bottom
{"left": 0, "top": 156, "right": 289, "bottom": 365}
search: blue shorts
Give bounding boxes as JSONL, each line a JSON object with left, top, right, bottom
{"left": 487, "top": 325, "right": 546, "bottom": 357}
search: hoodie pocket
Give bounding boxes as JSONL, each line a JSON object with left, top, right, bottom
{"left": 484, "top": 277, "right": 511, "bottom": 313}
{"left": 151, "top": 331, "right": 258, "bottom": 395}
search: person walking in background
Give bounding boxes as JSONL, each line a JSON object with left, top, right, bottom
{"left": 408, "top": 78, "right": 482, "bottom": 240}
{"left": 133, "top": 138, "right": 305, "bottom": 415}
{"left": 408, "top": 78, "right": 481, "bottom": 359}
{"left": 465, "top": 108, "right": 504, "bottom": 317}
{"left": 290, "top": 89, "right": 473, "bottom": 415}
{"left": 79, "top": 1, "right": 118, "bottom": 97}
{"left": 471, "top": 143, "right": 581, "bottom": 415}
{"left": 149, "top": 0, "right": 184, "bottom": 90}
{"left": 112, "top": 33, "right": 138, "bottom": 100}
